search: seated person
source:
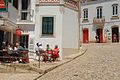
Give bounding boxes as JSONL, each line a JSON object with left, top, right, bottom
{"left": 7, "top": 43, "right": 13, "bottom": 55}
{"left": 42, "top": 51, "right": 48, "bottom": 63}
{"left": 52, "top": 45, "right": 59, "bottom": 61}
{"left": 13, "top": 43, "right": 27, "bottom": 63}
{"left": 46, "top": 44, "right": 52, "bottom": 62}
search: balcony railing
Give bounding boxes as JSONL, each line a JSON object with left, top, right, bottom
{"left": 93, "top": 17, "right": 105, "bottom": 27}
{"left": 17, "top": 10, "right": 34, "bottom": 22}
{"left": 39, "top": 0, "right": 60, "bottom": 3}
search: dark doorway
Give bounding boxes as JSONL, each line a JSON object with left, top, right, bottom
{"left": 112, "top": 27, "right": 119, "bottom": 42}
{"left": 20, "top": 35, "right": 29, "bottom": 48}
{"left": 0, "top": 30, "right": 4, "bottom": 47}
{"left": 96, "top": 29, "right": 103, "bottom": 43}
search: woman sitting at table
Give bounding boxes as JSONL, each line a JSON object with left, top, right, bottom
{"left": 52, "top": 45, "right": 59, "bottom": 61}
{"left": 7, "top": 43, "right": 13, "bottom": 55}
{"left": 13, "top": 43, "right": 26, "bottom": 62}
{"left": 14, "top": 43, "right": 26, "bottom": 52}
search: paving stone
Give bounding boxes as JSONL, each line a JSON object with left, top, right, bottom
{"left": 38, "top": 43, "right": 120, "bottom": 80}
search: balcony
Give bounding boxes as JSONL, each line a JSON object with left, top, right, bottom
{"left": 93, "top": 17, "right": 105, "bottom": 27}
{"left": 17, "top": 10, "right": 34, "bottom": 25}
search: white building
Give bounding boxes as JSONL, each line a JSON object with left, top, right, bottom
{"left": 0, "top": 0, "right": 36, "bottom": 53}
{"left": 81, "top": 0, "right": 120, "bottom": 43}
{"left": 0, "top": 0, "right": 18, "bottom": 46}
{"left": 6, "top": 0, "right": 36, "bottom": 50}
{"left": 35, "top": 0, "right": 80, "bottom": 59}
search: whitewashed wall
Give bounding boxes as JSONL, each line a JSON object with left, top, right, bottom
{"left": 31, "top": 0, "right": 36, "bottom": 23}
{"left": 35, "top": 6, "right": 63, "bottom": 59}
{"left": 81, "top": 0, "right": 120, "bottom": 42}
{"left": 8, "top": 3, "right": 18, "bottom": 23}
{"left": 62, "top": 7, "right": 79, "bottom": 49}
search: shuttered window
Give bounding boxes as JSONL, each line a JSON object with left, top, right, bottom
{"left": 42, "top": 17, "right": 54, "bottom": 35}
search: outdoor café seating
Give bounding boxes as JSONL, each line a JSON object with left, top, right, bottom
{"left": 0, "top": 49, "right": 29, "bottom": 63}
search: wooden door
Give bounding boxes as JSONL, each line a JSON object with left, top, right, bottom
{"left": 83, "top": 29, "right": 89, "bottom": 43}
{"left": 100, "top": 29, "right": 103, "bottom": 43}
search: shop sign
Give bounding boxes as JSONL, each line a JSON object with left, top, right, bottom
{"left": 0, "top": 0, "right": 8, "bottom": 12}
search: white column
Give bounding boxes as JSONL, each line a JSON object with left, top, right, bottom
{"left": 10, "top": 32, "right": 13, "bottom": 44}
{"left": 17, "top": 0, "right": 21, "bottom": 21}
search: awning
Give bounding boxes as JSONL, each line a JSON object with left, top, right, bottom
{"left": 0, "top": 15, "right": 18, "bottom": 32}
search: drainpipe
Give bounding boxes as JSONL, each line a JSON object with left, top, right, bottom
{"left": 77, "top": 0, "right": 81, "bottom": 50}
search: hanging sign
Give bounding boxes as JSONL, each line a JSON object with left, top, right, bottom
{"left": 0, "top": 0, "right": 8, "bottom": 12}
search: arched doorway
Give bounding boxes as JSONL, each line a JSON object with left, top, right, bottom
{"left": 96, "top": 28, "right": 103, "bottom": 43}
{"left": 83, "top": 29, "right": 89, "bottom": 43}
{"left": 112, "top": 27, "right": 119, "bottom": 42}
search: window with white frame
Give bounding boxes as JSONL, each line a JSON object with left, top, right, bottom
{"left": 42, "top": 17, "right": 54, "bottom": 35}
{"left": 96, "top": 7, "right": 102, "bottom": 19}
{"left": 112, "top": 4, "right": 118, "bottom": 16}
{"left": 21, "top": 0, "right": 31, "bottom": 20}
{"left": 83, "top": 9, "right": 88, "bottom": 20}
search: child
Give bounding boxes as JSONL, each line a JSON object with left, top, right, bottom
{"left": 46, "top": 44, "right": 52, "bottom": 62}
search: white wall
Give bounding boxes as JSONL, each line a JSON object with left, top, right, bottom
{"left": 62, "top": 7, "right": 79, "bottom": 49}
{"left": 35, "top": 6, "right": 63, "bottom": 59}
{"left": 8, "top": 3, "right": 18, "bottom": 23}
{"left": 81, "top": 0, "right": 120, "bottom": 42}
{"left": 31, "top": 0, "right": 36, "bottom": 23}
{"left": 81, "top": 0, "right": 118, "bottom": 24}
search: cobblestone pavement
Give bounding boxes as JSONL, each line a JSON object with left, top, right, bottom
{"left": 0, "top": 73, "right": 39, "bottom": 80}
{"left": 37, "top": 43, "right": 120, "bottom": 80}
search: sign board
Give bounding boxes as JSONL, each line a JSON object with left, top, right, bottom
{"left": 0, "top": 0, "right": 8, "bottom": 12}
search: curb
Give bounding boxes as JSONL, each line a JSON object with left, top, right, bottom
{"left": 34, "top": 48, "right": 87, "bottom": 80}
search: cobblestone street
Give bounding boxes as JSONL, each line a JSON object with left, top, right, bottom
{"left": 38, "top": 43, "right": 120, "bottom": 80}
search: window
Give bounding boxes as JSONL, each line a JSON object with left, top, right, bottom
{"left": 20, "top": 0, "right": 30, "bottom": 20}
{"left": 97, "top": 7, "right": 102, "bottom": 18}
{"left": 83, "top": 9, "right": 88, "bottom": 19}
{"left": 112, "top": 4, "right": 118, "bottom": 16}
{"left": 42, "top": 17, "right": 54, "bottom": 35}
{"left": 8, "top": 0, "right": 12, "bottom": 3}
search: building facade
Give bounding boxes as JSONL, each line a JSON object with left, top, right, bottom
{"left": 35, "top": 0, "right": 79, "bottom": 59}
{"left": 81, "top": 0, "right": 120, "bottom": 43}
{"left": 9, "top": 0, "right": 36, "bottom": 50}
{"left": 0, "top": 0, "right": 17, "bottom": 46}
{"left": 0, "top": 0, "right": 36, "bottom": 51}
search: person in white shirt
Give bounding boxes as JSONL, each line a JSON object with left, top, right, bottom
{"left": 35, "top": 43, "right": 44, "bottom": 61}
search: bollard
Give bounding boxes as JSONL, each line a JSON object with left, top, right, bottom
{"left": 38, "top": 54, "right": 40, "bottom": 68}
